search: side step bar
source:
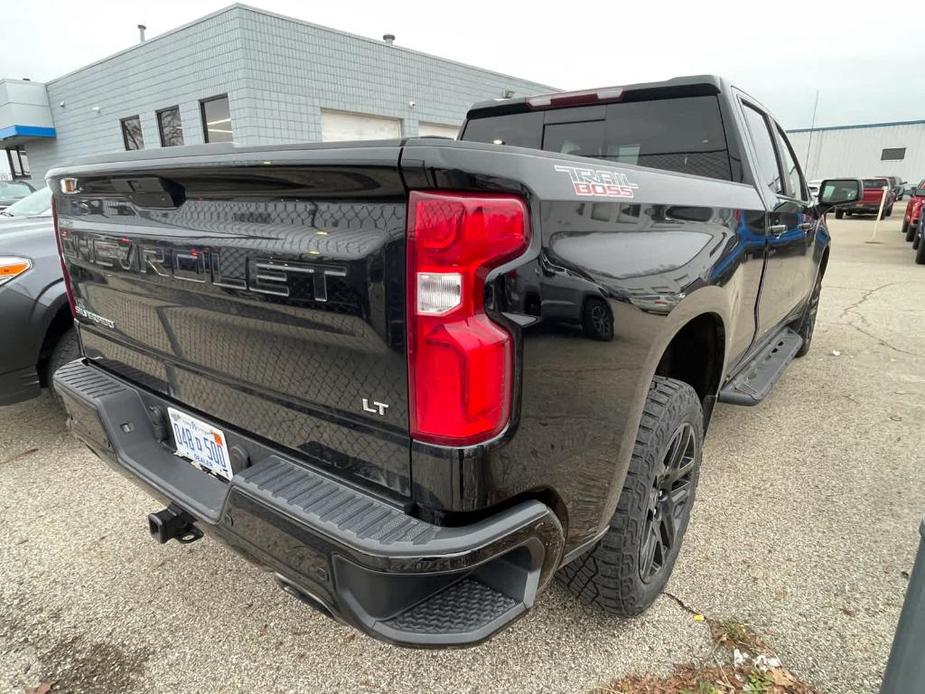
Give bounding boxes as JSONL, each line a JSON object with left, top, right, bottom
{"left": 718, "top": 328, "right": 803, "bottom": 406}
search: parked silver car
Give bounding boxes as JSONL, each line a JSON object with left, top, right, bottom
{"left": 0, "top": 186, "right": 77, "bottom": 405}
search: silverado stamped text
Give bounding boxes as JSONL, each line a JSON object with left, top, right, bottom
{"left": 48, "top": 75, "right": 860, "bottom": 648}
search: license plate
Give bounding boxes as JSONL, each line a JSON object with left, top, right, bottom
{"left": 167, "top": 407, "right": 234, "bottom": 481}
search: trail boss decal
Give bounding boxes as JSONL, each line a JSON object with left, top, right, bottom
{"left": 554, "top": 165, "right": 639, "bottom": 199}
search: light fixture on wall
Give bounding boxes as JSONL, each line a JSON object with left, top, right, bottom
{"left": 92, "top": 106, "right": 101, "bottom": 114}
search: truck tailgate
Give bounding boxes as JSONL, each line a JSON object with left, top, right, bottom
{"left": 51, "top": 146, "right": 411, "bottom": 496}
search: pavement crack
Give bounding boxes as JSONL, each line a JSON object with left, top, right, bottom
{"left": 837, "top": 282, "right": 902, "bottom": 321}
{"left": 0, "top": 448, "right": 38, "bottom": 466}
{"left": 662, "top": 590, "right": 703, "bottom": 616}
{"left": 834, "top": 281, "right": 925, "bottom": 358}
{"left": 845, "top": 322, "right": 922, "bottom": 358}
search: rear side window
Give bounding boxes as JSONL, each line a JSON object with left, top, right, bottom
{"left": 741, "top": 104, "right": 783, "bottom": 196}
{"left": 463, "top": 96, "right": 733, "bottom": 181}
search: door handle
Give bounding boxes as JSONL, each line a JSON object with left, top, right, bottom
{"left": 768, "top": 224, "right": 787, "bottom": 236}
{"left": 798, "top": 222, "right": 815, "bottom": 232}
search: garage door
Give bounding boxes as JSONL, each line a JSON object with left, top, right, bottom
{"left": 320, "top": 110, "right": 402, "bottom": 142}
{"left": 418, "top": 122, "right": 458, "bottom": 139}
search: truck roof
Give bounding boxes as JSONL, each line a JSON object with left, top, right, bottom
{"left": 466, "top": 74, "right": 730, "bottom": 120}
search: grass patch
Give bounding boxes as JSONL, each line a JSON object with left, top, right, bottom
{"left": 596, "top": 661, "right": 817, "bottom": 694}
{"left": 594, "top": 608, "right": 818, "bottom": 694}
{"left": 710, "top": 618, "right": 766, "bottom": 654}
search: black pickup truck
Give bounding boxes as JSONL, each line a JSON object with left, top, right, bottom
{"left": 48, "top": 75, "right": 860, "bottom": 648}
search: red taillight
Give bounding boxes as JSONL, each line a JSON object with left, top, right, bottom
{"left": 406, "top": 191, "right": 528, "bottom": 446}
{"left": 52, "top": 197, "right": 77, "bottom": 317}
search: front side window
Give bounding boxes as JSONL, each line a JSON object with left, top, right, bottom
{"left": 121, "top": 116, "right": 144, "bottom": 150}
{"left": 157, "top": 106, "right": 184, "bottom": 147}
{"left": 200, "top": 96, "right": 233, "bottom": 143}
{"left": 741, "top": 103, "right": 783, "bottom": 196}
{"left": 775, "top": 125, "right": 808, "bottom": 200}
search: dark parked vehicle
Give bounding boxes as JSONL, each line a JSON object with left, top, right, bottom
{"left": 0, "top": 180, "right": 35, "bottom": 210}
{"left": 836, "top": 177, "right": 894, "bottom": 219}
{"left": 0, "top": 186, "right": 78, "bottom": 405}
{"left": 47, "top": 75, "right": 859, "bottom": 648}
{"left": 903, "top": 179, "right": 925, "bottom": 245}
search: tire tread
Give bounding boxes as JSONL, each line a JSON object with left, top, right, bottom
{"left": 557, "top": 377, "right": 703, "bottom": 616}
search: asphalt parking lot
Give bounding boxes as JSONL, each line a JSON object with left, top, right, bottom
{"left": 1, "top": 213, "right": 923, "bottom": 694}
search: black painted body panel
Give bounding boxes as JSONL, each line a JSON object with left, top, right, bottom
{"left": 51, "top": 148, "right": 412, "bottom": 497}
{"left": 400, "top": 140, "right": 774, "bottom": 551}
{"left": 49, "top": 81, "right": 828, "bottom": 559}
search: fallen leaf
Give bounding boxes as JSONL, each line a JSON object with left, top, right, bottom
{"left": 693, "top": 614, "right": 705, "bottom": 622}
{"left": 26, "top": 680, "right": 56, "bottom": 694}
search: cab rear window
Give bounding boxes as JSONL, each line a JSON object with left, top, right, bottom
{"left": 461, "top": 96, "right": 733, "bottom": 181}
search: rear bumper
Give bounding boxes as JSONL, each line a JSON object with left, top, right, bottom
{"left": 53, "top": 360, "right": 564, "bottom": 648}
{"left": 849, "top": 203, "right": 885, "bottom": 213}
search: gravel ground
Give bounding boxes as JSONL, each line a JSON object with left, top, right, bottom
{"left": 1, "top": 214, "right": 922, "bottom": 693}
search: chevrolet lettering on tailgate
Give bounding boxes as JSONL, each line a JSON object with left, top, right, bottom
{"left": 59, "top": 230, "right": 347, "bottom": 301}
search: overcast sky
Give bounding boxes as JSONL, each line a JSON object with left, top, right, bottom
{"left": 3, "top": 0, "right": 923, "bottom": 130}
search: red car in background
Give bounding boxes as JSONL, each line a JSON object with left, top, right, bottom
{"left": 902, "top": 179, "right": 925, "bottom": 243}
{"left": 836, "top": 177, "right": 895, "bottom": 219}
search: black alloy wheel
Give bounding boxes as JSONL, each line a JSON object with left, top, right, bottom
{"left": 639, "top": 422, "right": 697, "bottom": 583}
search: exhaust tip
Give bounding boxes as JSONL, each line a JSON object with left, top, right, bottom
{"left": 274, "top": 574, "right": 340, "bottom": 622}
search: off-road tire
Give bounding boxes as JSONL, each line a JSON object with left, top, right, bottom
{"left": 47, "top": 328, "right": 79, "bottom": 404}
{"left": 834, "top": 209, "right": 844, "bottom": 220}
{"left": 903, "top": 221, "right": 912, "bottom": 241}
{"left": 915, "top": 233, "right": 925, "bottom": 265}
{"left": 914, "top": 231, "right": 921, "bottom": 251}
{"left": 886, "top": 204, "right": 893, "bottom": 217}
{"left": 557, "top": 377, "right": 703, "bottom": 616}
{"left": 793, "top": 270, "right": 822, "bottom": 358}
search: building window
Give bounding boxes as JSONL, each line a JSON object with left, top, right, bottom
{"left": 6, "top": 147, "right": 30, "bottom": 179}
{"left": 121, "top": 116, "right": 144, "bottom": 150}
{"left": 881, "top": 147, "right": 906, "bottom": 161}
{"left": 157, "top": 106, "right": 184, "bottom": 147}
{"left": 200, "top": 95, "right": 233, "bottom": 143}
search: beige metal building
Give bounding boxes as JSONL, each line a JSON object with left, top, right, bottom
{"left": 788, "top": 120, "right": 925, "bottom": 183}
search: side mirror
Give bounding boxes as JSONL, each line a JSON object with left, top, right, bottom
{"left": 818, "top": 178, "right": 862, "bottom": 213}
